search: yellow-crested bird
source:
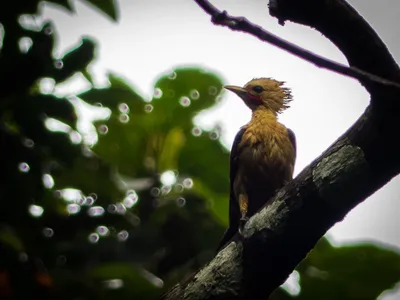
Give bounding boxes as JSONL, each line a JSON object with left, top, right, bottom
{"left": 217, "top": 78, "right": 296, "bottom": 251}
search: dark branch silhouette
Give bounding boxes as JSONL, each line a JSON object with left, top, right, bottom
{"left": 193, "top": 0, "right": 400, "bottom": 92}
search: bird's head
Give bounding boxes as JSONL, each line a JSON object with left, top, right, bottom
{"left": 224, "top": 78, "right": 292, "bottom": 114}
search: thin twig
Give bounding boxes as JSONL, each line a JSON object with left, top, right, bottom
{"left": 193, "top": 0, "right": 400, "bottom": 90}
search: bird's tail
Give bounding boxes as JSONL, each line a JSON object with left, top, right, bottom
{"left": 216, "top": 223, "right": 238, "bottom": 253}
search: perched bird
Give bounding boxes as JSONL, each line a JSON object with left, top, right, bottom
{"left": 217, "top": 78, "right": 296, "bottom": 251}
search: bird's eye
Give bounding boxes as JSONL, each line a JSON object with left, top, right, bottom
{"left": 252, "top": 86, "right": 263, "bottom": 93}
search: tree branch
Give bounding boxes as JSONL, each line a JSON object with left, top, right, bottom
{"left": 161, "top": 0, "right": 400, "bottom": 299}
{"left": 269, "top": 0, "right": 400, "bottom": 82}
{"left": 193, "top": 0, "right": 400, "bottom": 92}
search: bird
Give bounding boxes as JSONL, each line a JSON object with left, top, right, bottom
{"left": 216, "top": 77, "right": 297, "bottom": 252}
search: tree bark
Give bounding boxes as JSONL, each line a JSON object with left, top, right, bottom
{"left": 162, "top": 0, "right": 400, "bottom": 299}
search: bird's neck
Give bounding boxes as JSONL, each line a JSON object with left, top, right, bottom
{"left": 243, "top": 108, "right": 282, "bottom": 146}
{"left": 251, "top": 108, "right": 277, "bottom": 123}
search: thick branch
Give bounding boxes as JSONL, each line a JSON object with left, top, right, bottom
{"left": 193, "top": 0, "right": 400, "bottom": 92}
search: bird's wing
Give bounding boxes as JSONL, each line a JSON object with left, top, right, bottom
{"left": 216, "top": 127, "right": 245, "bottom": 252}
{"left": 287, "top": 128, "right": 296, "bottom": 158}
{"left": 287, "top": 127, "right": 297, "bottom": 176}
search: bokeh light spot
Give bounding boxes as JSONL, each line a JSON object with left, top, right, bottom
{"left": 161, "top": 185, "right": 171, "bottom": 195}
{"left": 119, "top": 114, "right": 130, "bottom": 123}
{"left": 54, "top": 60, "right": 63, "bottom": 69}
{"left": 67, "top": 204, "right": 81, "bottom": 214}
{"left": 177, "top": 197, "right": 186, "bottom": 207}
{"left": 88, "top": 206, "right": 105, "bottom": 217}
{"left": 42, "top": 227, "right": 54, "bottom": 238}
{"left": 150, "top": 187, "right": 160, "bottom": 197}
{"left": 29, "top": 205, "right": 44, "bottom": 217}
{"left": 191, "top": 127, "right": 202, "bottom": 136}
{"left": 190, "top": 89, "right": 200, "bottom": 100}
{"left": 19, "top": 37, "right": 32, "bottom": 53}
{"left": 22, "top": 138, "right": 34, "bottom": 148}
{"left": 18, "top": 162, "right": 30, "bottom": 173}
{"left": 117, "top": 230, "right": 129, "bottom": 241}
{"left": 62, "top": 189, "right": 82, "bottom": 202}
{"left": 42, "top": 174, "right": 54, "bottom": 189}
{"left": 98, "top": 124, "right": 108, "bottom": 135}
{"left": 153, "top": 88, "right": 162, "bottom": 99}
{"left": 118, "top": 103, "right": 129, "bottom": 113}
{"left": 209, "top": 131, "right": 219, "bottom": 140}
{"left": 88, "top": 233, "right": 99, "bottom": 243}
{"left": 116, "top": 203, "right": 126, "bottom": 214}
{"left": 144, "top": 104, "right": 153, "bottom": 113}
{"left": 96, "top": 225, "right": 110, "bottom": 236}
{"left": 179, "top": 96, "right": 191, "bottom": 107}
{"left": 183, "top": 178, "right": 193, "bottom": 189}
{"left": 208, "top": 86, "right": 218, "bottom": 95}
{"left": 85, "top": 196, "right": 95, "bottom": 206}
{"left": 123, "top": 193, "right": 138, "bottom": 208}
{"left": 168, "top": 71, "right": 177, "bottom": 79}
{"left": 78, "top": 197, "right": 86, "bottom": 205}
{"left": 107, "top": 204, "right": 117, "bottom": 213}
{"left": 160, "top": 170, "right": 177, "bottom": 186}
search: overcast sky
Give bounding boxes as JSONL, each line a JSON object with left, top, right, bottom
{"left": 40, "top": 0, "right": 400, "bottom": 297}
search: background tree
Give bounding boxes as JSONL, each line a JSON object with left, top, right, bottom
{"left": 0, "top": 1, "right": 399, "bottom": 300}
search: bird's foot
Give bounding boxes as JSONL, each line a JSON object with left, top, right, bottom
{"left": 238, "top": 216, "right": 249, "bottom": 235}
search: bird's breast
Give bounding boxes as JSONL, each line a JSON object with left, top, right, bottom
{"left": 236, "top": 121, "right": 295, "bottom": 189}
{"left": 241, "top": 124, "right": 293, "bottom": 168}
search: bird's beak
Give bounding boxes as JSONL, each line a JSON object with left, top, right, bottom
{"left": 224, "top": 85, "right": 248, "bottom": 99}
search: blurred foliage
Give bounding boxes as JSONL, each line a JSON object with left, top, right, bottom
{"left": 0, "top": 1, "right": 399, "bottom": 300}
{"left": 270, "top": 238, "right": 400, "bottom": 300}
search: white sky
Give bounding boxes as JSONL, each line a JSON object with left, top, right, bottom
{"left": 39, "top": 1, "right": 400, "bottom": 296}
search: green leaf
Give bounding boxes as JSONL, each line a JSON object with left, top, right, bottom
{"left": 157, "top": 127, "right": 185, "bottom": 171}
{"left": 78, "top": 73, "right": 145, "bottom": 114}
{"left": 152, "top": 68, "right": 224, "bottom": 132}
{"left": 178, "top": 130, "right": 230, "bottom": 195}
{"left": 80, "top": 74, "right": 157, "bottom": 177}
{"left": 82, "top": 69, "right": 226, "bottom": 180}
{"left": 91, "top": 115, "right": 151, "bottom": 178}
{"left": 84, "top": 0, "right": 119, "bottom": 21}
{"left": 296, "top": 238, "right": 400, "bottom": 300}
{"left": 52, "top": 155, "right": 123, "bottom": 203}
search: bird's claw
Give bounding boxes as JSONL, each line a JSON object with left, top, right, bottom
{"left": 238, "top": 216, "right": 249, "bottom": 235}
